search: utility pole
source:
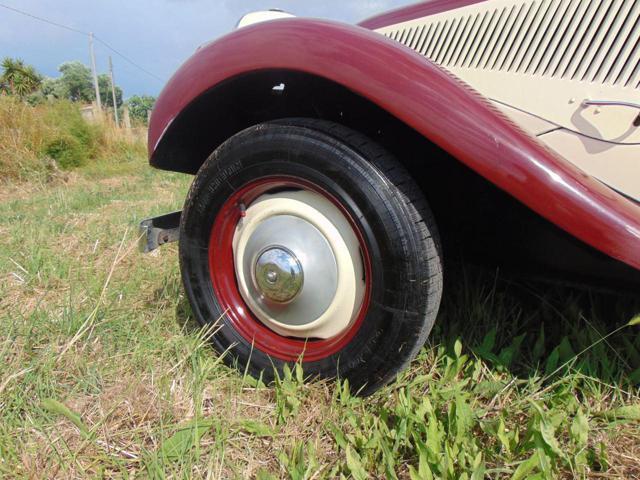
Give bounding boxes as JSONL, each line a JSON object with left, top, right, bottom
{"left": 108, "top": 56, "right": 119, "bottom": 127}
{"left": 88, "top": 32, "right": 102, "bottom": 112}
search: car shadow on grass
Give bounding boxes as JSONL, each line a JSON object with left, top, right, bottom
{"left": 431, "top": 264, "right": 640, "bottom": 386}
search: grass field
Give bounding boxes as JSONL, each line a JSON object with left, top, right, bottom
{"left": 1, "top": 153, "right": 639, "bottom": 479}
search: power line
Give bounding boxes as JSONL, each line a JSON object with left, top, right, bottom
{"left": 0, "top": 1, "right": 164, "bottom": 83}
{"left": 0, "top": 2, "right": 89, "bottom": 36}
{"left": 94, "top": 35, "right": 164, "bottom": 83}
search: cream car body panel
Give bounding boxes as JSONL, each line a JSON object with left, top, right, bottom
{"left": 376, "top": 0, "right": 640, "bottom": 200}
{"left": 540, "top": 128, "right": 640, "bottom": 199}
{"left": 492, "top": 102, "right": 559, "bottom": 135}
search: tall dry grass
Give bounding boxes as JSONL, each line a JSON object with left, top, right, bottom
{"left": 0, "top": 95, "right": 146, "bottom": 181}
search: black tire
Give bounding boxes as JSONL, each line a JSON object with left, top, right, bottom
{"left": 179, "top": 118, "right": 443, "bottom": 394}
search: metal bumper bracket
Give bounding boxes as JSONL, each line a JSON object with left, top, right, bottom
{"left": 139, "top": 211, "right": 182, "bottom": 253}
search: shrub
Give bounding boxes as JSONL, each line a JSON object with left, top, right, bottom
{"left": 0, "top": 95, "right": 145, "bottom": 180}
{"left": 44, "top": 136, "right": 85, "bottom": 169}
{"left": 45, "top": 101, "right": 101, "bottom": 158}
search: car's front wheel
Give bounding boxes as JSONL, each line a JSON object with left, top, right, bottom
{"left": 179, "top": 118, "right": 442, "bottom": 394}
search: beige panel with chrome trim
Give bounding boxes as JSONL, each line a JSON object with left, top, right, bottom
{"left": 378, "top": 0, "right": 640, "bottom": 144}
{"left": 539, "top": 129, "right": 640, "bottom": 201}
{"left": 492, "top": 101, "right": 559, "bottom": 136}
{"left": 449, "top": 70, "right": 640, "bottom": 143}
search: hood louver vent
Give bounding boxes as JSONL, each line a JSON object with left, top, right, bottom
{"left": 386, "top": 0, "right": 640, "bottom": 88}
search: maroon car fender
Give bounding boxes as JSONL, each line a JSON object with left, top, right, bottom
{"left": 148, "top": 18, "right": 640, "bottom": 271}
{"left": 358, "top": 0, "right": 486, "bottom": 30}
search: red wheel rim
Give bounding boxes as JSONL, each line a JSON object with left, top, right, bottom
{"left": 208, "top": 176, "right": 372, "bottom": 362}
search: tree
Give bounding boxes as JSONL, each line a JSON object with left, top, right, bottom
{"left": 39, "top": 77, "right": 62, "bottom": 98}
{"left": 126, "top": 95, "right": 155, "bottom": 124}
{"left": 41, "top": 61, "right": 124, "bottom": 109}
{"left": 98, "top": 74, "right": 123, "bottom": 108}
{"left": 54, "top": 61, "right": 94, "bottom": 103}
{"left": 1, "top": 58, "right": 127, "bottom": 110}
{"left": 0, "top": 57, "right": 42, "bottom": 97}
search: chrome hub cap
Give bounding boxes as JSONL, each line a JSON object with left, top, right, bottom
{"left": 254, "top": 246, "right": 304, "bottom": 303}
{"left": 232, "top": 189, "right": 365, "bottom": 339}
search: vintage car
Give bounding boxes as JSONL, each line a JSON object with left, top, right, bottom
{"left": 141, "top": 0, "right": 640, "bottom": 394}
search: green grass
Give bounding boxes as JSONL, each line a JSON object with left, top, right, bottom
{"left": 0, "top": 155, "right": 639, "bottom": 479}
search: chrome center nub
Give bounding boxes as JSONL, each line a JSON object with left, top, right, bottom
{"left": 254, "top": 247, "right": 303, "bottom": 303}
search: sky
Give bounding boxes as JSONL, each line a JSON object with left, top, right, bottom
{"left": 1, "top": 0, "right": 415, "bottom": 98}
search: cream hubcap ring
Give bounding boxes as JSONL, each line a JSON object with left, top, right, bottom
{"left": 232, "top": 190, "right": 365, "bottom": 339}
